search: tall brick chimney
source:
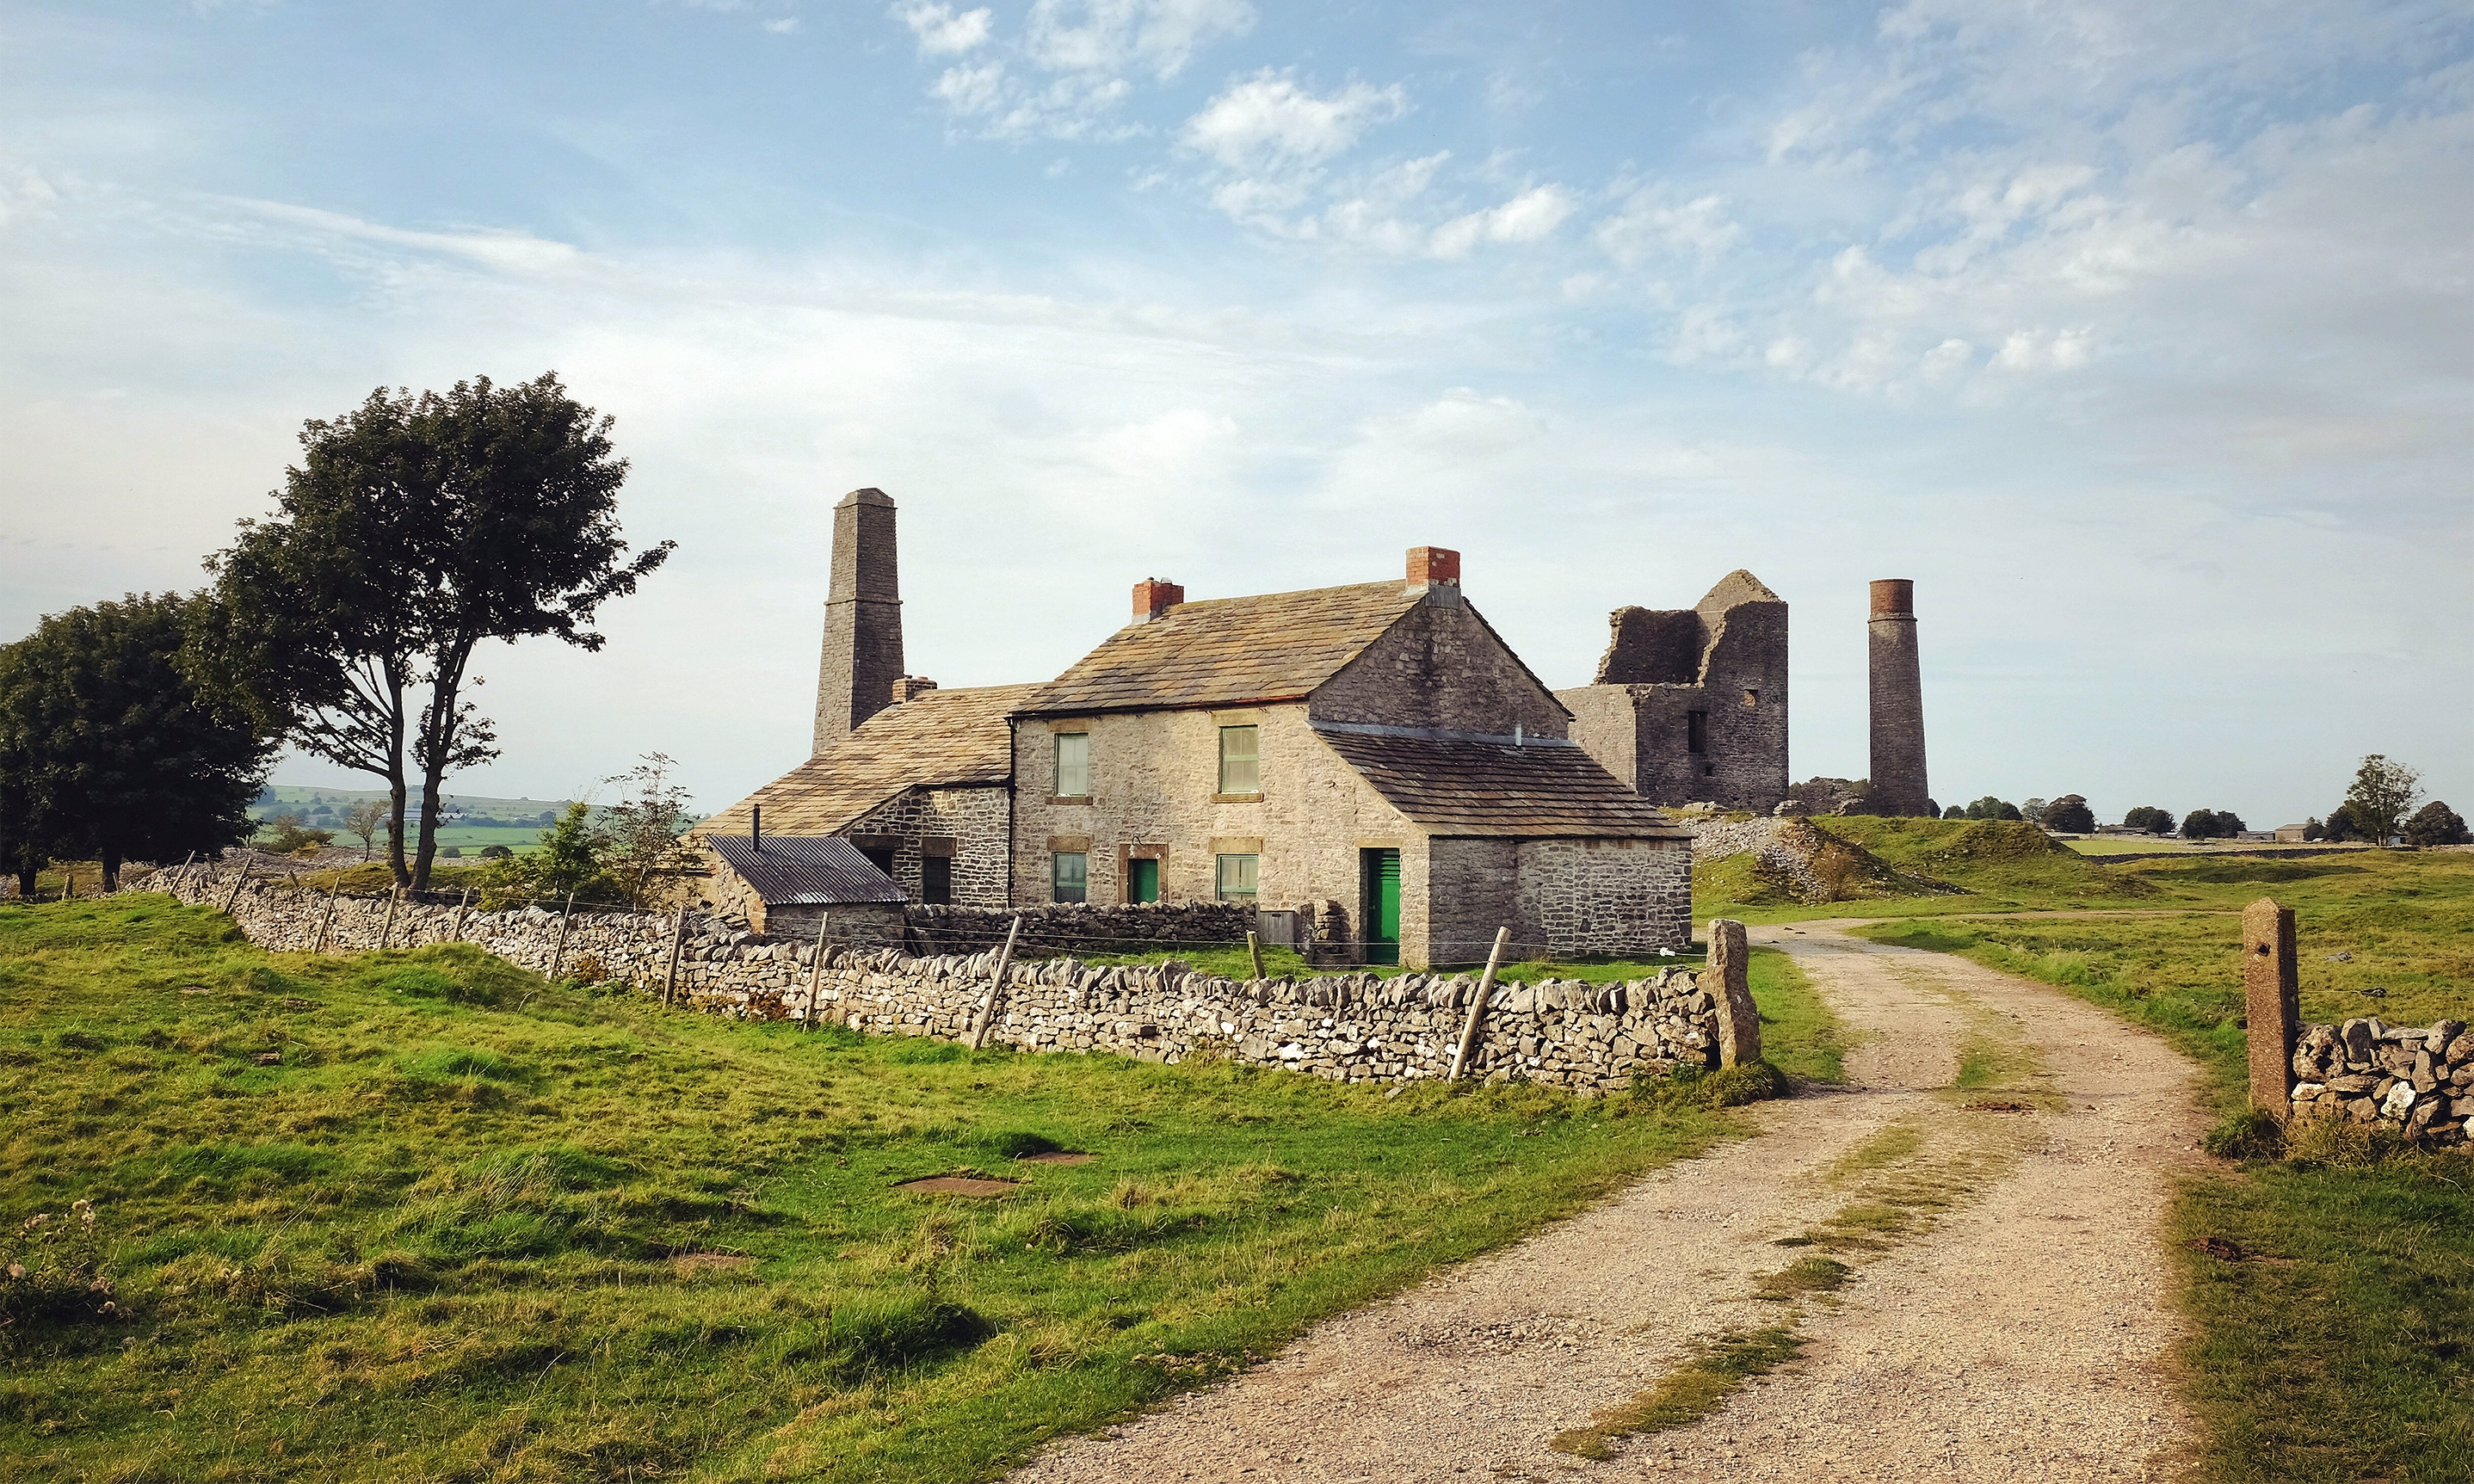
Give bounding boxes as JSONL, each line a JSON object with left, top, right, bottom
{"left": 1867, "top": 578, "right": 1930, "bottom": 817}
{"left": 1133, "top": 578, "right": 1184, "bottom": 623}
{"left": 812, "top": 488, "right": 905, "bottom": 754}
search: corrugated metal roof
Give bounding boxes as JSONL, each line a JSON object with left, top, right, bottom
{"left": 705, "top": 834, "right": 909, "bottom": 906}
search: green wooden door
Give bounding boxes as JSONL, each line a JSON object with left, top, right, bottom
{"left": 1127, "top": 858, "right": 1160, "bottom": 904}
{"left": 1360, "top": 848, "right": 1401, "bottom": 965}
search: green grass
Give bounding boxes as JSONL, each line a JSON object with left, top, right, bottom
{"left": 1695, "top": 816, "right": 2162, "bottom": 922}
{"left": 1848, "top": 847, "right": 2474, "bottom": 1484}
{"left": 0, "top": 896, "right": 1742, "bottom": 1483}
{"left": 1748, "top": 947, "right": 1844, "bottom": 1084}
{"left": 1546, "top": 1324, "right": 1805, "bottom": 1459}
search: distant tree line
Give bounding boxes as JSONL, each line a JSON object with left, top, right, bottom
{"left": 0, "top": 373, "right": 672, "bottom": 894}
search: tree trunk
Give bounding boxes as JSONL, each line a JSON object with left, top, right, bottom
{"left": 15, "top": 867, "right": 34, "bottom": 901}
{"left": 101, "top": 849, "right": 120, "bottom": 894}
{"left": 410, "top": 637, "right": 481, "bottom": 892}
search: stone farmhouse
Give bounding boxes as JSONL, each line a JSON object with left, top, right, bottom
{"left": 699, "top": 490, "right": 1694, "bottom": 968}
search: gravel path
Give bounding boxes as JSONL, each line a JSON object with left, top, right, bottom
{"left": 1008, "top": 921, "right": 2207, "bottom": 1484}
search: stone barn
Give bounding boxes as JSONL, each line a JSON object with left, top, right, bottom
{"left": 699, "top": 832, "right": 906, "bottom": 945}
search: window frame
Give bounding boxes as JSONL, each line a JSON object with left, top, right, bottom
{"left": 1051, "top": 851, "right": 1089, "bottom": 904}
{"left": 1214, "top": 853, "right": 1259, "bottom": 904}
{"left": 1052, "top": 730, "right": 1090, "bottom": 800}
{"left": 1217, "top": 724, "right": 1262, "bottom": 797}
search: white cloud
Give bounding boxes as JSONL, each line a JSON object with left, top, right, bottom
{"left": 1594, "top": 191, "right": 1741, "bottom": 268}
{"left": 1181, "top": 71, "right": 1407, "bottom": 171}
{"left": 762, "top": 16, "right": 801, "bottom": 35}
{"left": 1428, "top": 183, "right": 1576, "bottom": 257}
{"left": 219, "top": 198, "right": 583, "bottom": 274}
{"left": 932, "top": 61, "right": 1008, "bottom": 115}
{"left": 891, "top": 1, "right": 992, "bottom": 56}
{"left": 1026, "top": 0, "right": 1255, "bottom": 82}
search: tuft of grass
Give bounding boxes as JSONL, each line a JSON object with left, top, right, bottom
{"left": 1548, "top": 1325, "right": 1805, "bottom": 1459}
{"left": 1751, "top": 1255, "right": 1851, "bottom": 1302}
{"left": 0, "top": 895, "right": 1740, "bottom": 1484}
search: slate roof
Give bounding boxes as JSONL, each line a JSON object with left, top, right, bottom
{"left": 1022, "top": 582, "right": 1425, "bottom": 716}
{"left": 704, "top": 834, "right": 907, "bottom": 905}
{"left": 701, "top": 683, "right": 1037, "bottom": 838}
{"left": 1312, "top": 727, "right": 1690, "bottom": 839}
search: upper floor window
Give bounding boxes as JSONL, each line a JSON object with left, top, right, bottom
{"left": 1218, "top": 725, "right": 1261, "bottom": 795}
{"left": 1687, "top": 710, "right": 1709, "bottom": 754}
{"left": 1054, "top": 731, "right": 1089, "bottom": 797}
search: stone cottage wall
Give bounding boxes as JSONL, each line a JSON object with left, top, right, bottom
{"left": 2289, "top": 1017, "right": 2471, "bottom": 1145}
{"left": 1515, "top": 837, "right": 1692, "bottom": 959}
{"left": 135, "top": 867, "right": 1720, "bottom": 1093}
{"left": 903, "top": 901, "right": 1256, "bottom": 958}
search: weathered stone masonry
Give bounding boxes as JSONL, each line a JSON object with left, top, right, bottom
{"left": 2288, "top": 1018, "right": 2471, "bottom": 1146}
{"left": 139, "top": 871, "right": 1724, "bottom": 1093}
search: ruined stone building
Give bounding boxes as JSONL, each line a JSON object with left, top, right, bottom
{"left": 1557, "top": 571, "right": 1789, "bottom": 814}
{"left": 702, "top": 494, "right": 1692, "bottom": 967}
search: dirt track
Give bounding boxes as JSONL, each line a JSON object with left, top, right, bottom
{"left": 1008, "top": 921, "right": 2207, "bottom": 1483}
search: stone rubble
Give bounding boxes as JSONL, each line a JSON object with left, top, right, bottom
{"left": 2288, "top": 1016, "right": 2471, "bottom": 1144}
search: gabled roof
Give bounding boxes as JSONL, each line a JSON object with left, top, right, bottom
{"left": 705, "top": 834, "right": 907, "bottom": 906}
{"left": 1312, "top": 726, "right": 1690, "bottom": 838}
{"left": 1021, "top": 582, "right": 1424, "bottom": 716}
{"left": 702, "top": 683, "right": 1038, "bottom": 838}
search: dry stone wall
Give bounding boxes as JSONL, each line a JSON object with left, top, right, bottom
{"left": 2289, "top": 1017, "right": 2471, "bottom": 1145}
{"left": 136, "top": 868, "right": 1718, "bottom": 1092}
{"left": 903, "top": 901, "right": 1255, "bottom": 958}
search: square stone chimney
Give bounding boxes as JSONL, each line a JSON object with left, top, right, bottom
{"left": 889, "top": 675, "right": 938, "bottom": 705}
{"left": 1133, "top": 578, "right": 1184, "bottom": 623}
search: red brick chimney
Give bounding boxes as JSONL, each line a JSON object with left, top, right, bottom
{"left": 1133, "top": 578, "right": 1185, "bottom": 623}
{"left": 888, "top": 675, "right": 938, "bottom": 705}
{"left": 1407, "top": 546, "right": 1461, "bottom": 590}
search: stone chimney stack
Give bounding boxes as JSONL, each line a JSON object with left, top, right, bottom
{"left": 889, "top": 675, "right": 938, "bottom": 705}
{"left": 1132, "top": 578, "right": 1184, "bottom": 623}
{"left": 1866, "top": 578, "right": 1930, "bottom": 817}
{"left": 812, "top": 488, "right": 905, "bottom": 754}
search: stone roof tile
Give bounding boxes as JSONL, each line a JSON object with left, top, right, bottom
{"left": 1314, "top": 728, "right": 1690, "bottom": 838}
{"left": 1022, "top": 582, "right": 1423, "bottom": 715}
{"left": 701, "top": 683, "right": 1038, "bottom": 838}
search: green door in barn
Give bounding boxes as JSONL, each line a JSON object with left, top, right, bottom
{"left": 1360, "top": 848, "right": 1401, "bottom": 966}
{"left": 1126, "top": 858, "right": 1160, "bottom": 904}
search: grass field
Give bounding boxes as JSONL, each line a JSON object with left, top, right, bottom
{"left": 0, "top": 896, "right": 1810, "bottom": 1483}
{"left": 1847, "top": 846, "right": 2474, "bottom": 1483}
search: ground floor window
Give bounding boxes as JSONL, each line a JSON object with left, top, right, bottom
{"left": 1215, "top": 853, "right": 1258, "bottom": 903}
{"left": 920, "top": 854, "right": 952, "bottom": 905}
{"left": 1052, "top": 851, "right": 1088, "bottom": 904}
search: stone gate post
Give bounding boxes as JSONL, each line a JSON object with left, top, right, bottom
{"left": 2243, "top": 897, "right": 2299, "bottom": 1112}
{"left": 1708, "top": 918, "right": 1762, "bottom": 1068}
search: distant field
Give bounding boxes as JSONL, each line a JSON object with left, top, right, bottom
{"left": 249, "top": 783, "right": 589, "bottom": 858}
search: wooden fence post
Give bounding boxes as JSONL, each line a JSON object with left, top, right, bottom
{"left": 968, "top": 916, "right": 1024, "bottom": 1050}
{"left": 1449, "top": 927, "right": 1514, "bottom": 1081}
{"left": 1247, "top": 930, "right": 1267, "bottom": 981}
{"left": 805, "top": 920, "right": 832, "bottom": 1029}
{"left": 1708, "top": 919, "right": 1761, "bottom": 1068}
{"left": 663, "top": 911, "right": 688, "bottom": 1007}
{"left": 313, "top": 887, "right": 339, "bottom": 955}
{"left": 546, "top": 890, "right": 577, "bottom": 981}
{"left": 2243, "top": 898, "right": 2299, "bottom": 1113}
{"left": 450, "top": 887, "right": 471, "bottom": 943}
{"left": 378, "top": 888, "right": 400, "bottom": 951}
{"left": 221, "top": 855, "right": 253, "bottom": 915}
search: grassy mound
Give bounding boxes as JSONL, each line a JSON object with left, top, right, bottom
{"left": 0, "top": 896, "right": 1743, "bottom": 1483}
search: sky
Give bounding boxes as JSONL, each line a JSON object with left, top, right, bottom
{"left": 3, "top": 0, "right": 2469, "bottom": 830}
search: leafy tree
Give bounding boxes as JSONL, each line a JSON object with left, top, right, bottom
{"left": 2020, "top": 797, "right": 2050, "bottom": 824}
{"left": 339, "top": 799, "right": 387, "bottom": 860}
{"left": 2404, "top": 801, "right": 2471, "bottom": 847}
{"left": 2341, "top": 754, "right": 2422, "bottom": 847}
{"left": 2321, "top": 804, "right": 2363, "bottom": 842}
{"left": 2180, "top": 809, "right": 2246, "bottom": 840}
{"left": 2301, "top": 816, "right": 2326, "bottom": 841}
{"left": 2123, "top": 805, "right": 2176, "bottom": 835}
{"left": 1941, "top": 804, "right": 1965, "bottom": 819}
{"left": 207, "top": 373, "right": 672, "bottom": 891}
{"left": 480, "top": 802, "right": 621, "bottom": 908}
{"left": 1960, "top": 797, "right": 2023, "bottom": 821}
{"left": 2044, "top": 794, "right": 2096, "bottom": 833}
{"left": 256, "top": 813, "right": 335, "bottom": 855}
{"left": 596, "top": 753, "right": 698, "bottom": 909}
{"left": 0, "top": 594, "right": 279, "bottom": 892}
